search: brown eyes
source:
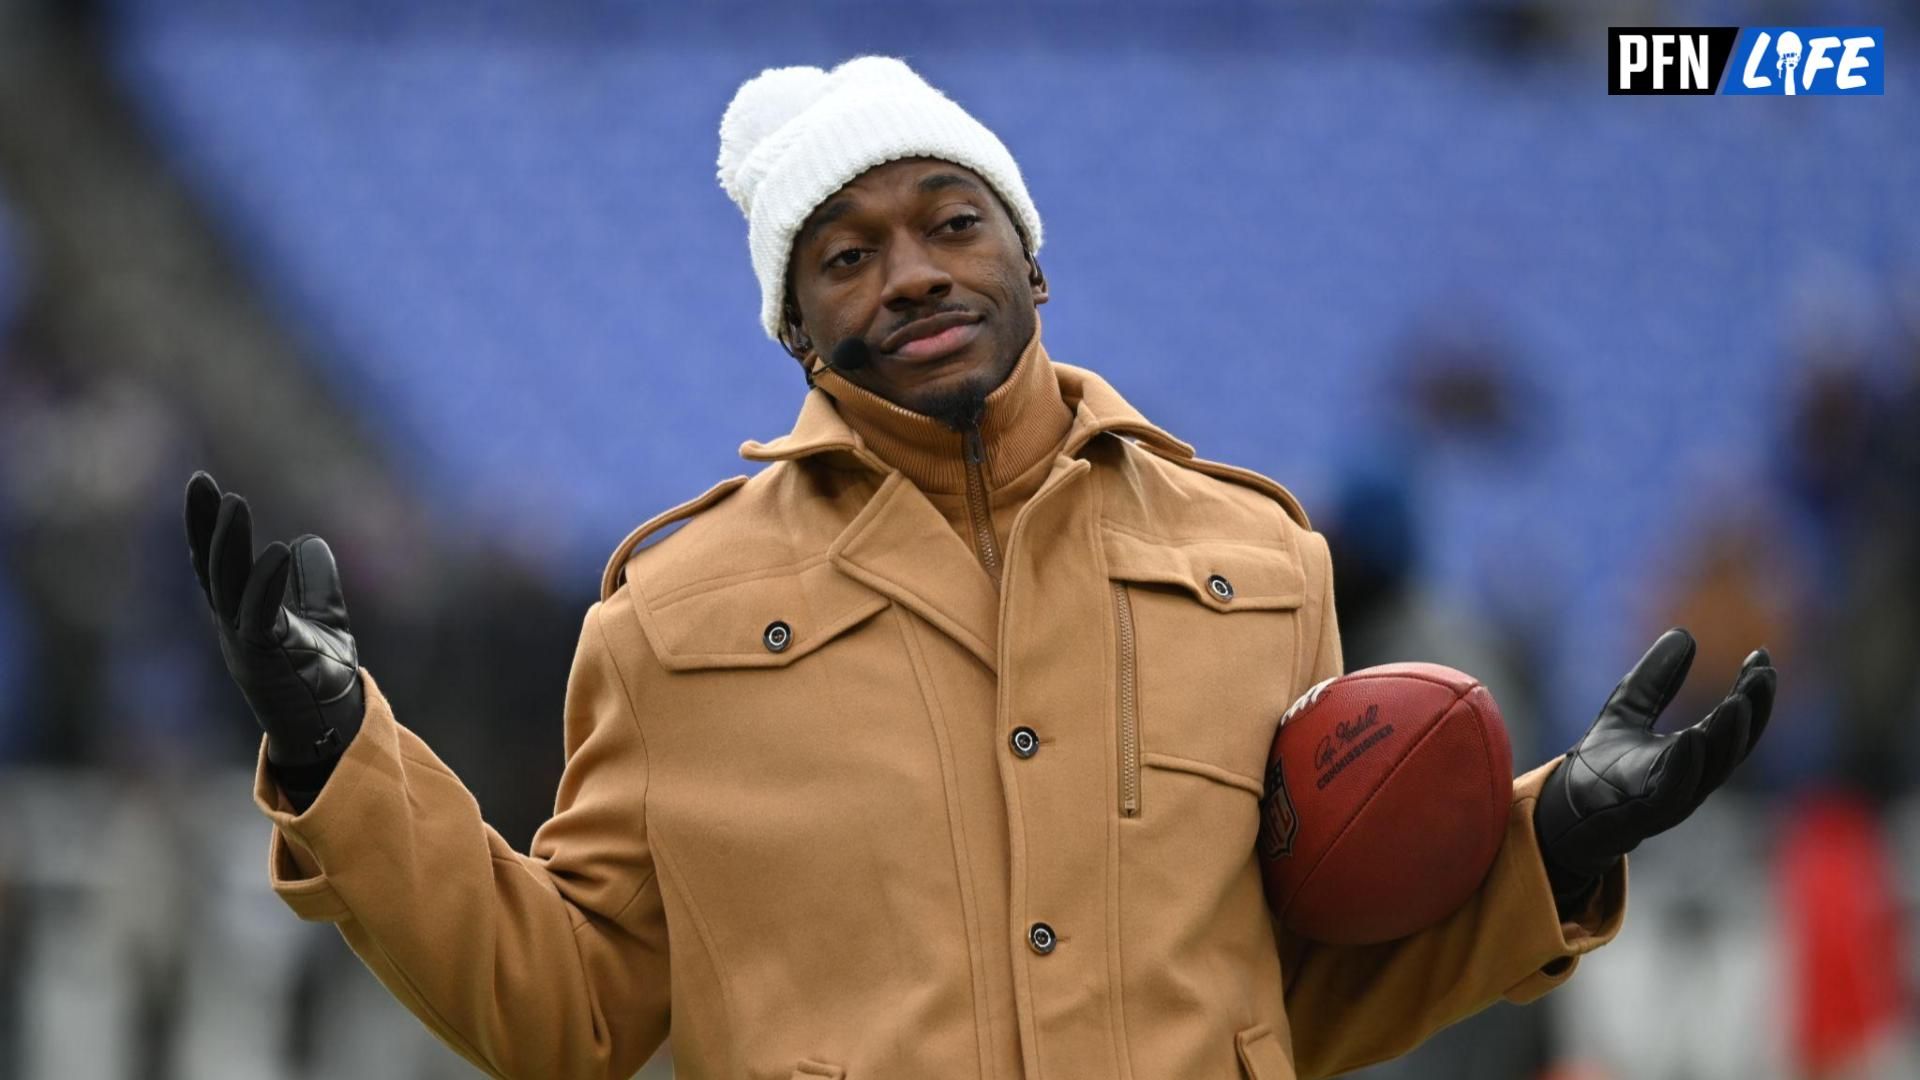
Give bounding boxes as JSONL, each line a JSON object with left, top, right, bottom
{"left": 824, "top": 214, "right": 982, "bottom": 270}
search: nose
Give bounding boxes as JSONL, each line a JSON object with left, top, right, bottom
{"left": 880, "top": 232, "right": 952, "bottom": 313}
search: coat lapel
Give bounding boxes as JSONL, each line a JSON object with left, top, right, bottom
{"left": 829, "top": 472, "right": 1000, "bottom": 672}
{"left": 743, "top": 396, "right": 1001, "bottom": 671}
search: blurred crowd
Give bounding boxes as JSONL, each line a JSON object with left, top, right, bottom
{"left": 1325, "top": 296, "right": 1920, "bottom": 1080}
{"left": 1, "top": 0, "right": 1915, "bottom": 1078}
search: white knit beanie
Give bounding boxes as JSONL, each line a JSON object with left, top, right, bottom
{"left": 716, "top": 55, "right": 1045, "bottom": 343}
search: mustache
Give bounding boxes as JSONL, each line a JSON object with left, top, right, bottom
{"left": 882, "top": 302, "right": 973, "bottom": 342}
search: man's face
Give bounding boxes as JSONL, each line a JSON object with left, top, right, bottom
{"left": 785, "top": 157, "right": 1047, "bottom": 420}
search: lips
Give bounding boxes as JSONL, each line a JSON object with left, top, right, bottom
{"left": 880, "top": 311, "right": 981, "bottom": 356}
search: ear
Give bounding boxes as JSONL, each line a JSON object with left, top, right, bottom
{"left": 779, "top": 297, "right": 814, "bottom": 361}
{"left": 1027, "top": 251, "right": 1049, "bottom": 306}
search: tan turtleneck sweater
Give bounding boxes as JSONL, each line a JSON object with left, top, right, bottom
{"left": 811, "top": 316, "right": 1072, "bottom": 579}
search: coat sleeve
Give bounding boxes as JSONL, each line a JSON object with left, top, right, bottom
{"left": 1274, "top": 529, "right": 1630, "bottom": 1080}
{"left": 250, "top": 591, "right": 669, "bottom": 1080}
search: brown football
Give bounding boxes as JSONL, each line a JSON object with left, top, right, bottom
{"left": 1258, "top": 663, "right": 1512, "bottom": 945}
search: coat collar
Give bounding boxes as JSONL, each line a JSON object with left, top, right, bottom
{"left": 609, "top": 324, "right": 1293, "bottom": 674}
{"left": 733, "top": 316, "right": 1197, "bottom": 673}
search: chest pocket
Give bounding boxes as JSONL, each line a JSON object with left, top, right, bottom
{"left": 631, "top": 557, "right": 890, "bottom": 672}
{"left": 1103, "top": 526, "right": 1306, "bottom": 817}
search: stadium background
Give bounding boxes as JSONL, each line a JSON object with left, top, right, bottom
{"left": 0, "top": 0, "right": 1915, "bottom": 1076}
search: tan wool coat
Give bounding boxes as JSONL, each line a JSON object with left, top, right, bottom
{"left": 253, "top": 320, "right": 1627, "bottom": 1080}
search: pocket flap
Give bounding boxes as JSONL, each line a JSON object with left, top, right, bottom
{"left": 1235, "top": 1022, "right": 1293, "bottom": 1079}
{"left": 1103, "top": 526, "right": 1305, "bottom": 612}
{"left": 633, "top": 557, "right": 889, "bottom": 672}
{"left": 790, "top": 1061, "right": 845, "bottom": 1080}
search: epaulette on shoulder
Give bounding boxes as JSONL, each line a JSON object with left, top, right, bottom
{"left": 599, "top": 475, "right": 748, "bottom": 601}
{"left": 1131, "top": 441, "right": 1311, "bottom": 531}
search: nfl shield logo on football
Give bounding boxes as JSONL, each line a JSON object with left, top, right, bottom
{"left": 1260, "top": 757, "right": 1300, "bottom": 860}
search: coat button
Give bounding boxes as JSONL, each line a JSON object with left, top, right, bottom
{"left": 1009, "top": 727, "right": 1039, "bottom": 759}
{"left": 1028, "top": 922, "right": 1056, "bottom": 955}
{"left": 763, "top": 621, "right": 792, "bottom": 652}
{"left": 1206, "top": 574, "right": 1234, "bottom": 601}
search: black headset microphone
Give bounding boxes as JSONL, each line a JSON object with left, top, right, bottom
{"left": 814, "top": 336, "right": 872, "bottom": 381}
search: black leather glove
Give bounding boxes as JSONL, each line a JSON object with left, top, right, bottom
{"left": 1534, "top": 628, "right": 1776, "bottom": 914}
{"left": 184, "top": 471, "right": 364, "bottom": 806}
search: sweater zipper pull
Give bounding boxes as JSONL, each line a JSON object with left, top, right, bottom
{"left": 963, "top": 423, "right": 986, "bottom": 466}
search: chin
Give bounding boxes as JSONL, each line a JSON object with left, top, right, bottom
{"left": 892, "top": 362, "right": 1000, "bottom": 415}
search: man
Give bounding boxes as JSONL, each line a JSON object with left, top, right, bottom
{"left": 183, "top": 56, "right": 1776, "bottom": 1080}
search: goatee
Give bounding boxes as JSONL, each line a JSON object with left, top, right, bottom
{"left": 918, "top": 379, "right": 994, "bottom": 431}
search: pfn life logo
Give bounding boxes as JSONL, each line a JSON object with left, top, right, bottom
{"left": 1609, "top": 27, "right": 1883, "bottom": 95}
{"left": 1724, "top": 28, "right": 1882, "bottom": 95}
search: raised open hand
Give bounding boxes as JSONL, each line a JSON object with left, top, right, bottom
{"left": 1533, "top": 628, "right": 1776, "bottom": 906}
{"left": 185, "top": 470, "right": 364, "bottom": 776}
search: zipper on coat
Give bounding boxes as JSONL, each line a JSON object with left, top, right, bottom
{"left": 961, "top": 421, "right": 1003, "bottom": 588}
{"left": 1113, "top": 581, "right": 1141, "bottom": 817}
